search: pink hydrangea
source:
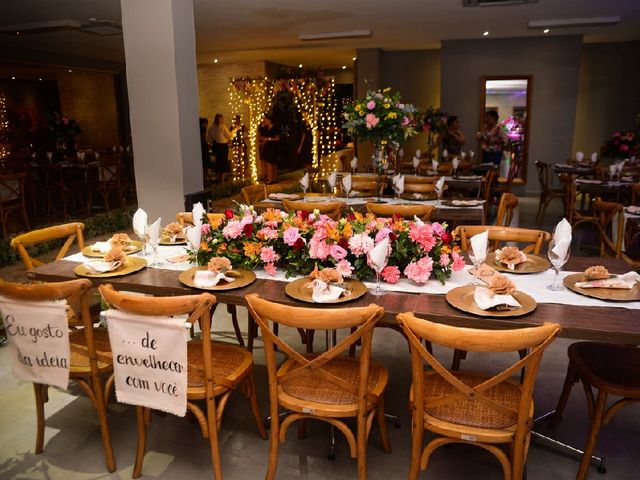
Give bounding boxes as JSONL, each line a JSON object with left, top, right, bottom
{"left": 335, "top": 259, "right": 354, "bottom": 277}
{"left": 260, "top": 246, "right": 279, "bottom": 263}
{"left": 409, "top": 223, "right": 436, "bottom": 252}
{"left": 404, "top": 256, "right": 433, "bottom": 284}
{"left": 222, "top": 221, "right": 242, "bottom": 239}
{"left": 451, "top": 251, "right": 466, "bottom": 272}
{"left": 365, "top": 113, "right": 379, "bottom": 129}
{"left": 329, "top": 244, "right": 348, "bottom": 261}
{"left": 381, "top": 266, "right": 400, "bottom": 284}
{"left": 309, "top": 237, "right": 331, "bottom": 260}
{"left": 348, "top": 233, "right": 375, "bottom": 256}
{"left": 283, "top": 227, "right": 301, "bottom": 246}
{"left": 257, "top": 227, "right": 278, "bottom": 241}
{"left": 439, "top": 253, "right": 450, "bottom": 267}
{"left": 263, "top": 263, "right": 277, "bottom": 276}
{"left": 366, "top": 100, "right": 376, "bottom": 110}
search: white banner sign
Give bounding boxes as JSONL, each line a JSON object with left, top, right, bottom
{"left": 0, "top": 295, "right": 70, "bottom": 390}
{"left": 106, "top": 309, "right": 189, "bottom": 417}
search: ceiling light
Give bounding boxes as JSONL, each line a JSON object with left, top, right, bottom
{"left": 543, "top": 28, "right": 550, "bottom": 33}
{"left": 341, "top": 65, "right": 347, "bottom": 70}
{"left": 352, "top": 57, "right": 357, "bottom": 61}
{"left": 11, "top": 76, "right": 16, "bottom": 80}
{"left": 298, "top": 64, "right": 303, "bottom": 68}
{"left": 38, "top": 77, "right": 42, "bottom": 81}
{"left": 483, "top": 31, "right": 490, "bottom": 36}
{"left": 68, "top": 69, "right": 72, "bottom": 72}
{"left": 299, "top": 30, "right": 372, "bottom": 41}
{"left": 528, "top": 16, "right": 621, "bottom": 29}
{"left": 15, "top": 31, "right": 20, "bottom": 36}
{"left": 213, "top": 58, "right": 218, "bottom": 63}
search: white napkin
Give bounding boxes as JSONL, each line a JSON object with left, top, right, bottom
{"left": 398, "top": 148, "right": 404, "bottom": 160}
{"left": 470, "top": 150, "right": 475, "bottom": 160}
{"left": 461, "top": 152, "right": 466, "bottom": 160}
{"left": 192, "top": 202, "right": 205, "bottom": 228}
{"left": 90, "top": 241, "right": 111, "bottom": 254}
{"left": 132, "top": 208, "right": 148, "bottom": 238}
{"left": 368, "top": 237, "right": 390, "bottom": 271}
{"left": 84, "top": 260, "right": 123, "bottom": 274}
{"left": 413, "top": 215, "right": 425, "bottom": 226}
{"left": 452, "top": 157, "right": 460, "bottom": 171}
{"left": 194, "top": 270, "right": 234, "bottom": 288}
{"left": 412, "top": 156, "right": 421, "bottom": 170}
{"left": 342, "top": 174, "right": 352, "bottom": 195}
{"left": 442, "top": 149, "right": 449, "bottom": 159}
{"left": 432, "top": 159, "right": 439, "bottom": 172}
{"left": 435, "top": 176, "right": 445, "bottom": 193}
{"left": 300, "top": 172, "right": 310, "bottom": 191}
{"left": 474, "top": 286, "right": 522, "bottom": 310}
{"left": 95, "top": 152, "right": 100, "bottom": 160}
{"left": 146, "top": 217, "right": 162, "bottom": 245}
{"left": 470, "top": 230, "right": 489, "bottom": 263}
{"left": 590, "top": 152, "right": 598, "bottom": 164}
{"left": 415, "top": 149, "right": 422, "bottom": 158}
{"left": 112, "top": 145, "right": 117, "bottom": 153}
{"left": 575, "top": 151, "right": 584, "bottom": 162}
{"left": 349, "top": 190, "right": 360, "bottom": 198}
{"left": 608, "top": 164, "right": 617, "bottom": 177}
{"left": 551, "top": 218, "right": 572, "bottom": 259}
{"left": 327, "top": 171, "right": 338, "bottom": 190}
{"left": 185, "top": 225, "right": 202, "bottom": 250}
{"left": 575, "top": 271, "right": 640, "bottom": 290}
{"left": 350, "top": 156, "right": 358, "bottom": 172}
{"left": 616, "top": 161, "right": 626, "bottom": 175}
{"left": 392, "top": 174, "right": 405, "bottom": 195}
{"left": 311, "top": 280, "right": 346, "bottom": 303}
{"left": 46, "top": 151, "right": 53, "bottom": 160}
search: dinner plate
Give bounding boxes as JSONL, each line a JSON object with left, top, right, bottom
{"left": 74, "top": 256, "right": 147, "bottom": 278}
{"left": 284, "top": 277, "right": 367, "bottom": 304}
{"left": 564, "top": 273, "right": 640, "bottom": 302}
{"left": 445, "top": 285, "right": 537, "bottom": 317}
{"left": 82, "top": 240, "right": 143, "bottom": 258}
{"left": 486, "top": 252, "right": 551, "bottom": 274}
{"left": 441, "top": 200, "right": 484, "bottom": 208}
{"left": 160, "top": 236, "right": 187, "bottom": 246}
{"left": 178, "top": 266, "right": 256, "bottom": 291}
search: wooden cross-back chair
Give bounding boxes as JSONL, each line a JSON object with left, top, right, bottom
{"left": 404, "top": 175, "right": 437, "bottom": 184}
{"left": 0, "top": 172, "right": 30, "bottom": 237}
{"left": 99, "top": 285, "right": 266, "bottom": 479}
{"left": 402, "top": 182, "right": 448, "bottom": 199}
{"left": 559, "top": 173, "right": 598, "bottom": 229}
{"left": 11, "top": 222, "right": 85, "bottom": 271}
{"left": 366, "top": 202, "right": 435, "bottom": 221}
{"left": 175, "top": 212, "right": 226, "bottom": 228}
{"left": 245, "top": 294, "right": 391, "bottom": 480}
{"left": 281, "top": 199, "right": 345, "bottom": 221}
{"left": 0, "top": 278, "right": 115, "bottom": 472}
{"left": 454, "top": 225, "right": 551, "bottom": 255}
{"left": 534, "top": 161, "right": 564, "bottom": 222}
{"left": 264, "top": 180, "right": 297, "bottom": 197}
{"left": 241, "top": 183, "right": 267, "bottom": 205}
{"left": 338, "top": 177, "right": 383, "bottom": 197}
{"left": 397, "top": 313, "right": 560, "bottom": 480}
{"left": 592, "top": 198, "right": 640, "bottom": 269}
{"left": 495, "top": 192, "right": 518, "bottom": 227}
{"left": 88, "top": 160, "right": 125, "bottom": 212}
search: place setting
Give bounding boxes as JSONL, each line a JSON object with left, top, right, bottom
{"left": 75, "top": 245, "right": 147, "bottom": 278}
{"left": 82, "top": 232, "right": 143, "bottom": 257}
{"left": 179, "top": 256, "right": 256, "bottom": 291}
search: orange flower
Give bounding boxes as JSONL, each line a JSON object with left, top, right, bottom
{"left": 354, "top": 212, "right": 365, "bottom": 222}
{"left": 342, "top": 222, "right": 353, "bottom": 239}
{"left": 243, "top": 241, "right": 263, "bottom": 257}
{"left": 262, "top": 208, "right": 281, "bottom": 223}
{"left": 216, "top": 244, "right": 227, "bottom": 254}
{"left": 441, "top": 245, "right": 451, "bottom": 254}
{"left": 200, "top": 241, "right": 212, "bottom": 252}
{"left": 325, "top": 225, "right": 340, "bottom": 242}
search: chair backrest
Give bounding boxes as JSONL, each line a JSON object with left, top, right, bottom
{"left": 245, "top": 294, "right": 383, "bottom": 415}
{"left": 454, "top": 225, "right": 551, "bottom": 254}
{"left": 11, "top": 222, "right": 85, "bottom": 271}
{"left": 0, "top": 173, "right": 26, "bottom": 203}
{"left": 366, "top": 202, "right": 435, "bottom": 221}
{"left": 338, "top": 177, "right": 381, "bottom": 197}
{"left": 241, "top": 184, "right": 267, "bottom": 205}
{"left": 495, "top": 192, "right": 518, "bottom": 227}
{"left": 592, "top": 197, "right": 624, "bottom": 259}
{"left": 535, "top": 161, "right": 550, "bottom": 191}
{"left": 402, "top": 182, "right": 448, "bottom": 199}
{"left": 397, "top": 312, "right": 559, "bottom": 439}
{"left": 264, "top": 181, "right": 297, "bottom": 197}
{"left": 404, "top": 175, "right": 437, "bottom": 184}
{"left": 482, "top": 170, "right": 496, "bottom": 202}
{"left": 176, "top": 212, "right": 225, "bottom": 228}
{"left": 96, "top": 160, "right": 122, "bottom": 183}
{"left": 281, "top": 199, "right": 345, "bottom": 220}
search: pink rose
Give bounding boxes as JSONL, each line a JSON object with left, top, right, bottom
{"left": 222, "top": 221, "right": 242, "bottom": 239}
{"left": 404, "top": 257, "right": 433, "bottom": 284}
{"left": 201, "top": 223, "right": 211, "bottom": 234}
{"left": 260, "top": 246, "right": 280, "bottom": 263}
{"left": 263, "top": 263, "right": 277, "bottom": 276}
{"left": 375, "top": 227, "right": 393, "bottom": 243}
{"left": 366, "top": 100, "right": 376, "bottom": 110}
{"left": 365, "top": 113, "right": 379, "bottom": 129}
{"left": 257, "top": 227, "right": 278, "bottom": 241}
{"left": 431, "top": 222, "right": 445, "bottom": 237}
{"left": 329, "top": 244, "right": 348, "bottom": 261}
{"left": 451, "top": 251, "right": 466, "bottom": 272}
{"left": 381, "top": 266, "right": 400, "bottom": 284}
{"left": 283, "top": 227, "right": 301, "bottom": 246}
{"left": 401, "top": 116, "right": 410, "bottom": 126}
{"left": 335, "top": 259, "right": 354, "bottom": 277}
{"left": 439, "top": 253, "right": 450, "bottom": 267}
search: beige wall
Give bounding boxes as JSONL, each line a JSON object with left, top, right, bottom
{"left": 573, "top": 41, "right": 640, "bottom": 156}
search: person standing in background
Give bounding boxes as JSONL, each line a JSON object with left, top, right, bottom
{"left": 199, "top": 117, "right": 210, "bottom": 187}
{"left": 297, "top": 122, "right": 313, "bottom": 173}
{"left": 259, "top": 115, "right": 280, "bottom": 184}
{"left": 441, "top": 115, "right": 465, "bottom": 156}
{"left": 231, "top": 115, "right": 248, "bottom": 179}
{"left": 477, "top": 109, "right": 508, "bottom": 166}
{"left": 206, "top": 114, "right": 236, "bottom": 183}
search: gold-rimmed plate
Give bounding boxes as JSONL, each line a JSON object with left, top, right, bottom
{"left": 74, "top": 256, "right": 147, "bottom": 278}
{"left": 285, "top": 277, "right": 368, "bottom": 304}
{"left": 82, "top": 240, "right": 143, "bottom": 258}
{"left": 564, "top": 273, "right": 640, "bottom": 302}
{"left": 445, "top": 285, "right": 537, "bottom": 317}
{"left": 178, "top": 266, "right": 256, "bottom": 291}
{"left": 487, "top": 252, "right": 551, "bottom": 274}
{"left": 160, "top": 236, "right": 187, "bottom": 246}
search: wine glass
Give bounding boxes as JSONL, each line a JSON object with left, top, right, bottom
{"left": 435, "top": 185, "right": 444, "bottom": 207}
{"left": 328, "top": 180, "right": 335, "bottom": 200}
{"left": 547, "top": 239, "right": 569, "bottom": 291}
{"left": 468, "top": 248, "right": 486, "bottom": 285}
{"left": 368, "top": 249, "right": 389, "bottom": 296}
{"left": 136, "top": 229, "right": 148, "bottom": 257}
{"left": 146, "top": 229, "right": 162, "bottom": 268}
{"left": 343, "top": 184, "right": 351, "bottom": 200}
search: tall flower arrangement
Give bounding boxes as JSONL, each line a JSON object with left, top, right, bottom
{"left": 600, "top": 131, "right": 637, "bottom": 159}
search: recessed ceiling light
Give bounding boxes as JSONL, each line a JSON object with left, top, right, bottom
{"left": 68, "top": 69, "right": 73, "bottom": 73}
{"left": 483, "top": 31, "right": 489, "bottom": 36}
{"left": 341, "top": 65, "right": 347, "bottom": 70}
{"left": 352, "top": 57, "right": 357, "bottom": 61}
{"left": 543, "top": 28, "right": 550, "bottom": 33}
{"left": 11, "top": 76, "right": 16, "bottom": 80}
{"left": 298, "top": 64, "right": 303, "bottom": 68}
{"left": 213, "top": 58, "right": 218, "bottom": 63}
{"left": 15, "top": 31, "right": 20, "bottom": 36}
{"left": 38, "top": 77, "right": 42, "bottom": 81}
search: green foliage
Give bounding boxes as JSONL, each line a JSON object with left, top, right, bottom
{"left": 209, "top": 180, "right": 251, "bottom": 201}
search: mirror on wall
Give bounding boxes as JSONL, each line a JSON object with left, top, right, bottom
{"left": 479, "top": 76, "right": 531, "bottom": 181}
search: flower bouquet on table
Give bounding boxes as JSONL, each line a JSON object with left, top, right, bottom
{"left": 600, "top": 131, "right": 637, "bottom": 159}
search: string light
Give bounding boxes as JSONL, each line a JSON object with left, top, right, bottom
{"left": 0, "top": 93, "right": 10, "bottom": 161}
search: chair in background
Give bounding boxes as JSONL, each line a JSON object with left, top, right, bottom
{"left": 0, "top": 278, "right": 115, "bottom": 472}
{"left": 87, "top": 160, "right": 125, "bottom": 212}
{"left": 241, "top": 183, "right": 267, "bottom": 205}
{"left": 591, "top": 198, "right": 640, "bottom": 268}
{"left": 99, "top": 285, "right": 266, "bottom": 479}
{"left": 495, "top": 160, "right": 526, "bottom": 194}
{"left": 245, "top": 294, "right": 390, "bottom": 480}
{"left": 551, "top": 342, "right": 640, "bottom": 479}
{"left": 264, "top": 180, "right": 297, "bottom": 197}
{"left": 281, "top": 199, "right": 345, "bottom": 220}
{"left": 366, "top": 202, "right": 435, "bottom": 221}
{"left": 338, "top": 176, "right": 383, "bottom": 197}
{"left": 176, "top": 212, "right": 226, "bottom": 228}
{"left": 398, "top": 312, "right": 560, "bottom": 480}
{"left": 0, "top": 172, "right": 30, "bottom": 237}
{"left": 454, "top": 225, "right": 551, "bottom": 255}
{"left": 632, "top": 183, "right": 640, "bottom": 204}
{"left": 495, "top": 192, "right": 518, "bottom": 227}
{"left": 403, "top": 182, "right": 448, "bottom": 200}
{"left": 559, "top": 174, "right": 598, "bottom": 229}
{"left": 482, "top": 169, "right": 497, "bottom": 203}
{"left": 11, "top": 222, "right": 85, "bottom": 271}
{"left": 535, "top": 161, "right": 565, "bottom": 222}
{"left": 404, "top": 175, "right": 437, "bottom": 184}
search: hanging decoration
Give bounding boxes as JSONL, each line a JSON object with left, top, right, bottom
{"left": 0, "top": 93, "right": 10, "bottom": 166}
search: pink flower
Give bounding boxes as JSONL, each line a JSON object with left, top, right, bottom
{"left": 263, "top": 263, "right": 277, "bottom": 276}
{"left": 620, "top": 144, "right": 630, "bottom": 152}
{"left": 375, "top": 227, "right": 393, "bottom": 243}
{"left": 257, "top": 227, "right": 278, "bottom": 241}
{"left": 401, "top": 116, "right": 410, "bottom": 126}
{"left": 365, "top": 113, "right": 379, "bottom": 129}
{"left": 366, "top": 100, "right": 376, "bottom": 110}
{"left": 408, "top": 223, "right": 436, "bottom": 252}
{"left": 283, "top": 227, "right": 301, "bottom": 246}
{"left": 201, "top": 223, "right": 211, "bottom": 234}
{"left": 239, "top": 215, "right": 254, "bottom": 228}
{"left": 329, "top": 244, "right": 348, "bottom": 261}
{"left": 335, "top": 259, "right": 354, "bottom": 277}
{"left": 451, "top": 251, "right": 466, "bottom": 272}
{"left": 222, "top": 221, "right": 242, "bottom": 239}
{"left": 431, "top": 222, "right": 445, "bottom": 237}
{"left": 404, "top": 257, "right": 433, "bottom": 284}
{"left": 309, "top": 237, "right": 331, "bottom": 260}
{"left": 260, "top": 246, "right": 280, "bottom": 263}
{"left": 348, "top": 233, "right": 374, "bottom": 256}
{"left": 439, "top": 253, "right": 450, "bottom": 267}
{"left": 381, "top": 266, "right": 400, "bottom": 284}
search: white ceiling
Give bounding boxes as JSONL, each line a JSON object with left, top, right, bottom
{"left": 0, "top": 0, "right": 639, "bottom": 69}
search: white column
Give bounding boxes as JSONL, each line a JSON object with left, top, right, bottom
{"left": 121, "top": 0, "right": 202, "bottom": 221}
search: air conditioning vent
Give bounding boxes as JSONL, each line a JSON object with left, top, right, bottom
{"left": 463, "top": 0, "right": 540, "bottom": 6}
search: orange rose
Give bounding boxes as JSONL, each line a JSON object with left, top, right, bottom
{"left": 585, "top": 265, "right": 609, "bottom": 280}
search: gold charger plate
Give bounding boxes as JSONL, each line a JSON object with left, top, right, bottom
{"left": 178, "top": 266, "right": 256, "bottom": 291}
{"left": 285, "top": 277, "right": 367, "bottom": 304}
{"left": 564, "top": 273, "right": 640, "bottom": 302}
{"left": 82, "top": 240, "right": 143, "bottom": 258}
{"left": 160, "top": 236, "right": 187, "bottom": 246}
{"left": 74, "top": 256, "right": 147, "bottom": 278}
{"left": 486, "top": 252, "right": 551, "bottom": 274}
{"left": 445, "top": 285, "right": 537, "bottom": 317}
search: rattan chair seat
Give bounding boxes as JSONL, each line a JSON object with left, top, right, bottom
{"left": 186, "top": 340, "right": 253, "bottom": 394}
{"left": 69, "top": 328, "right": 112, "bottom": 373}
{"left": 278, "top": 355, "right": 388, "bottom": 410}
{"left": 423, "top": 371, "right": 523, "bottom": 429}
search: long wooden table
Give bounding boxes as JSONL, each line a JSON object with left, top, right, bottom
{"left": 27, "top": 256, "right": 640, "bottom": 344}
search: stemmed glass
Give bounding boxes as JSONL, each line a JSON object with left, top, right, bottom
{"left": 146, "top": 228, "right": 162, "bottom": 268}
{"left": 136, "top": 230, "right": 148, "bottom": 257}
{"left": 435, "top": 184, "right": 444, "bottom": 207}
{"left": 328, "top": 181, "right": 335, "bottom": 200}
{"left": 468, "top": 248, "right": 486, "bottom": 285}
{"left": 547, "top": 238, "right": 569, "bottom": 291}
{"left": 368, "top": 249, "right": 389, "bottom": 296}
{"left": 343, "top": 183, "right": 351, "bottom": 200}
{"left": 393, "top": 182, "right": 401, "bottom": 200}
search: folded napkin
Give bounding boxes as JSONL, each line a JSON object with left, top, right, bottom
{"left": 350, "top": 156, "right": 358, "bottom": 172}
{"left": 575, "top": 271, "right": 640, "bottom": 290}
{"left": 412, "top": 193, "right": 425, "bottom": 200}
{"left": 194, "top": 270, "right": 234, "bottom": 288}
{"left": 132, "top": 208, "right": 148, "bottom": 238}
{"left": 368, "top": 237, "right": 390, "bottom": 272}
{"left": 342, "top": 173, "right": 352, "bottom": 194}
{"left": 46, "top": 151, "right": 53, "bottom": 160}
{"left": 95, "top": 152, "right": 100, "bottom": 160}
{"left": 167, "top": 253, "right": 190, "bottom": 263}
{"left": 327, "top": 171, "right": 338, "bottom": 190}
{"left": 269, "top": 193, "right": 299, "bottom": 200}
{"left": 452, "top": 157, "right": 460, "bottom": 171}
{"left": 392, "top": 174, "right": 405, "bottom": 195}
{"left": 415, "top": 149, "right": 422, "bottom": 158}
{"left": 551, "top": 218, "right": 572, "bottom": 260}
{"left": 310, "top": 280, "right": 347, "bottom": 303}
{"left": 591, "top": 152, "right": 598, "bottom": 163}
{"left": 442, "top": 149, "right": 449, "bottom": 159}
{"left": 84, "top": 260, "right": 123, "bottom": 274}
{"left": 494, "top": 247, "right": 527, "bottom": 270}
{"left": 435, "top": 176, "right": 445, "bottom": 193}
{"left": 192, "top": 202, "right": 205, "bottom": 228}
{"left": 470, "top": 229, "right": 488, "bottom": 264}
{"left": 300, "top": 172, "right": 310, "bottom": 191}
{"left": 412, "top": 156, "right": 421, "bottom": 170}
{"left": 474, "top": 286, "right": 522, "bottom": 311}
{"left": 348, "top": 190, "right": 360, "bottom": 198}
{"left": 626, "top": 206, "right": 640, "bottom": 215}
{"left": 470, "top": 150, "right": 475, "bottom": 160}
{"left": 608, "top": 164, "right": 617, "bottom": 177}
{"left": 432, "top": 159, "right": 439, "bottom": 171}
{"left": 185, "top": 225, "right": 202, "bottom": 250}
{"left": 461, "top": 151, "right": 467, "bottom": 160}
{"left": 90, "top": 241, "right": 111, "bottom": 254}
{"left": 451, "top": 200, "right": 482, "bottom": 206}
{"left": 146, "top": 217, "right": 162, "bottom": 245}
{"left": 575, "top": 151, "right": 584, "bottom": 162}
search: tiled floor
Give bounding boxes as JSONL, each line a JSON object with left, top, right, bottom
{"left": 1, "top": 195, "right": 638, "bottom": 479}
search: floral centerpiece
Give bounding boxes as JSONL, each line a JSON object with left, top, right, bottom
{"left": 188, "top": 203, "right": 464, "bottom": 285}
{"left": 600, "top": 131, "right": 637, "bottom": 159}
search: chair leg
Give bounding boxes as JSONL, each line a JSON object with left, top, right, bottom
{"left": 132, "top": 406, "right": 147, "bottom": 478}
{"left": 206, "top": 398, "right": 223, "bottom": 480}
{"left": 33, "top": 383, "right": 47, "bottom": 454}
{"left": 306, "top": 329, "right": 315, "bottom": 353}
{"left": 550, "top": 361, "right": 578, "bottom": 427}
{"left": 376, "top": 397, "right": 392, "bottom": 454}
{"left": 577, "top": 390, "right": 608, "bottom": 480}
{"left": 451, "top": 349, "right": 467, "bottom": 370}
{"left": 408, "top": 404, "right": 424, "bottom": 480}
{"left": 227, "top": 304, "right": 244, "bottom": 347}
{"left": 245, "top": 374, "right": 267, "bottom": 439}
{"left": 266, "top": 404, "right": 280, "bottom": 480}
{"left": 356, "top": 410, "right": 368, "bottom": 480}
{"left": 90, "top": 374, "right": 116, "bottom": 472}
{"left": 247, "top": 313, "right": 256, "bottom": 353}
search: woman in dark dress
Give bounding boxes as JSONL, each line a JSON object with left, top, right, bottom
{"left": 206, "top": 114, "right": 235, "bottom": 183}
{"left": 441, "top": 115, "right": 465, "bottom": 156}
{"left": 199, "top": 117, "right": 210, "bottom": 186}
{"left": 259, "top": 115, "right": 280, "bottom": 183}
{"left": 297, "top": 123, "right": 313, "bottom": 171}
